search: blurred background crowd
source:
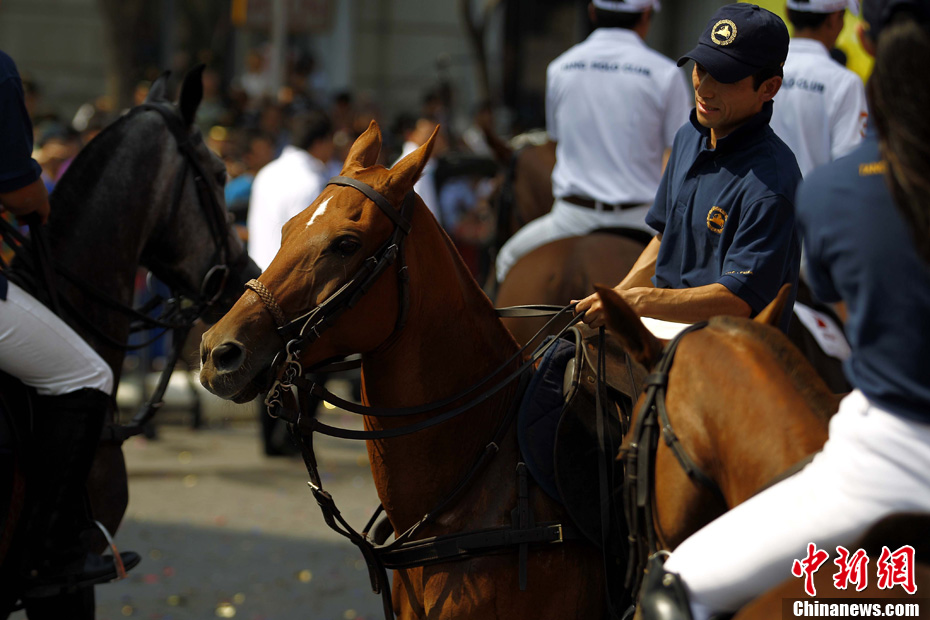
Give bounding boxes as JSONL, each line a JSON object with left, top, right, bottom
{"left": 19, "top": 49, "right": 502, "bottom": 282}
{"left": 1, "top": 0, "right": 872, "bottom": 286}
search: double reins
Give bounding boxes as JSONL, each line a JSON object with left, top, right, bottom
{"left": 108, "top": 102, "right": 248, "bottom": 441}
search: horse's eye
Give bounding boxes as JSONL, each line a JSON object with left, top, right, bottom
{"left": 334, "top": 237, "right": 361, "bottom": 257}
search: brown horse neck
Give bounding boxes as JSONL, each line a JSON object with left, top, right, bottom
{"left": 689, "top": 323, "right": 832, "bottom": 505}
{"left": 360, "top": 203, "right": 522, "bottom": 531}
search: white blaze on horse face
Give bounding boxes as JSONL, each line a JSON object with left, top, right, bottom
{"left": 307, "top": 196, "right": 333, "bottom": 228}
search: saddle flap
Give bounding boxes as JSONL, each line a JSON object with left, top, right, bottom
{"left": 516, "top": 337, "right": 576, "bottom": 503}
{"left": 552, "top": 325, "right": 644, "bottom": 556}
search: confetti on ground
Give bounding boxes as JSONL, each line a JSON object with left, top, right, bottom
{"left": 216, "top": 602, "right": 237, "bottom": 618}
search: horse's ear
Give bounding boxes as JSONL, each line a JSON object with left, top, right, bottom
{"left": 595, "top": 285, "right": 663, "bottom": 368}
{"left": 390, "top": 125, "right": 438, "bottom": 192}
{"left": 146, "top": 71, "right": 172, "bottom": 103}
{"left": 178, "top": 64, "right": 205, "bottom": 126}
{"left": 755, "top": 284, "right": 791, "bottom": 327}
{"left": 341, "top": 120, "right": 382, "bottom": 172}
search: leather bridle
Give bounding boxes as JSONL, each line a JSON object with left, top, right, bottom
{"left": 246, "top": 175, "right": 417, "bottom": 417}
{"left": 136, "top": 101, "right": 240, "bottom": 317}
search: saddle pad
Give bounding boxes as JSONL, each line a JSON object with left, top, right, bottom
{"left": 516, "top": 336, "right": 576, "bottom": 502}
{"left": 641, "top": 317, "right": 692, "bottom": 340}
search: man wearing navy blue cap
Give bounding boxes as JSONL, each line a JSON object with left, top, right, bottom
{"left": 635, "top": 2, "right": 930, "bottom": 619}
{"left": 576, "top": 3, "right": 802, "bottom": 335}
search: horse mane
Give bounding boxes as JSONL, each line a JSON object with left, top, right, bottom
{"left": 51, "top": 109, "right": 158, "bottom": 211}
{"left": 709, "top": 315, "right": 838, "bottom": 423}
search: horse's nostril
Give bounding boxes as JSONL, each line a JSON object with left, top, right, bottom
{"left": 212, "top": 341, "right": 246, "bottom": 373}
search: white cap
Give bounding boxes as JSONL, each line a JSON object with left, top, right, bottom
{"left": 592, "top": 0, "right": 660, "bottom": 13}
{"left": 785, "top": 0, "right": 859, "bottom": 16}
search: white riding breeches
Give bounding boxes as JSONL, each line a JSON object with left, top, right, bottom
{"left": 0, "top": 280, "right": 113, "bottom": 396}
{"left": 663, "top": 390, "right": 930, "bottom": 620}
{"left": 495, "top": 198, "right": 653, "bottom": 283}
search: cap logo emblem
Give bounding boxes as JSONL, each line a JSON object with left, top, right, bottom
{"left": 711, "top": 19, "right": 737, "bottom": 46}
{"left": 707, "top": 206, "right": 728, "bottom": 233}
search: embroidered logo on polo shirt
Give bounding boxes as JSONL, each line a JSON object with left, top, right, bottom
{"left": 707, "top": 206, "right": 728, "bottom": 233}
{"left": 711, "top": 20, "right": 737, "bottom": 46}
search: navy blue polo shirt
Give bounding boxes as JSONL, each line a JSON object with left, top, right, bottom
{"left": 0, "top": 49, "right": 42, "bottom": 301}
{"left": 646, "top": 101, "right": 802, "bottom": 332}
{"left": 796, "top": 127, "right": 930, "bottom": 423}
{"left": 0, "top": 51, "right": 41, "bottom": 195}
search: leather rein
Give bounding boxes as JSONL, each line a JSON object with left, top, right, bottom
{"left": 622, "top": 321, "right": 727, "bottom": 595}
{"left": 246, "top": 176, "right": 589, "bottom": 620}
{"left": 107, "top": 102, "right": 251, "bottom": 442}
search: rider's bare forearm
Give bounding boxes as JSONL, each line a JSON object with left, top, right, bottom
{"left": 622, "top": 282, "right": 751, "bottom": 323}
{"left": 617, "top": 235, "right": 661, "bottom": 290}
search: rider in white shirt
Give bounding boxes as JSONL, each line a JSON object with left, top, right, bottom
{"left": 769, "top": 0, "right": 868, "bottom": 176}
{"left": 495, "top": 0, "right": 691, "bottom": 283}
{"left": 247, "top": 110, "right": 334, "bottom": 270}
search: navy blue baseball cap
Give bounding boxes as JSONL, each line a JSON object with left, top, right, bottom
{"left": 677, "top": 3, "right": 790, "bottom": 84}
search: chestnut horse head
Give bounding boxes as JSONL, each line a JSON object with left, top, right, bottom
{"left": 200, "top": 120, "right": 439, "bottom": 402}
{"left": 596, "top": 284, "right": 838, "bottom": 551}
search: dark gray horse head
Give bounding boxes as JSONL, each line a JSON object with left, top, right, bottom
{"left": 138, "top": 65, "right": 261, "bottom": 324}
{"left": 43, "top": 65, "right": 260, "bottom": 357}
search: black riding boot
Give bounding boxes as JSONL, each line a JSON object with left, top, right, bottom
{"left": 21, "top": 388, "right": 140, "bottom": 597}
{"left": 638, "top": 555, "right": 695, "bottom": 620}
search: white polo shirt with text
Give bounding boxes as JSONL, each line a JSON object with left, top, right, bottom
{"left": 546, "top": 28, "right": 691, "bottom": 205}
{"left": 770, "top": 38, "right": 868, "bottom": 177}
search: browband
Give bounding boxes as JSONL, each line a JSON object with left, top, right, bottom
{"left": 328, "top": 175, "right": 411, "bottom": 234}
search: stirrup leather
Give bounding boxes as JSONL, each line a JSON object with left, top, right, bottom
{"left": 94, "top": 519, "right": 129, "bottom": 580}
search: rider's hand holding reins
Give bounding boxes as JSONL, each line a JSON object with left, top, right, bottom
{"left": 573, "top": 286, "right": 644, "bottom": 329}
